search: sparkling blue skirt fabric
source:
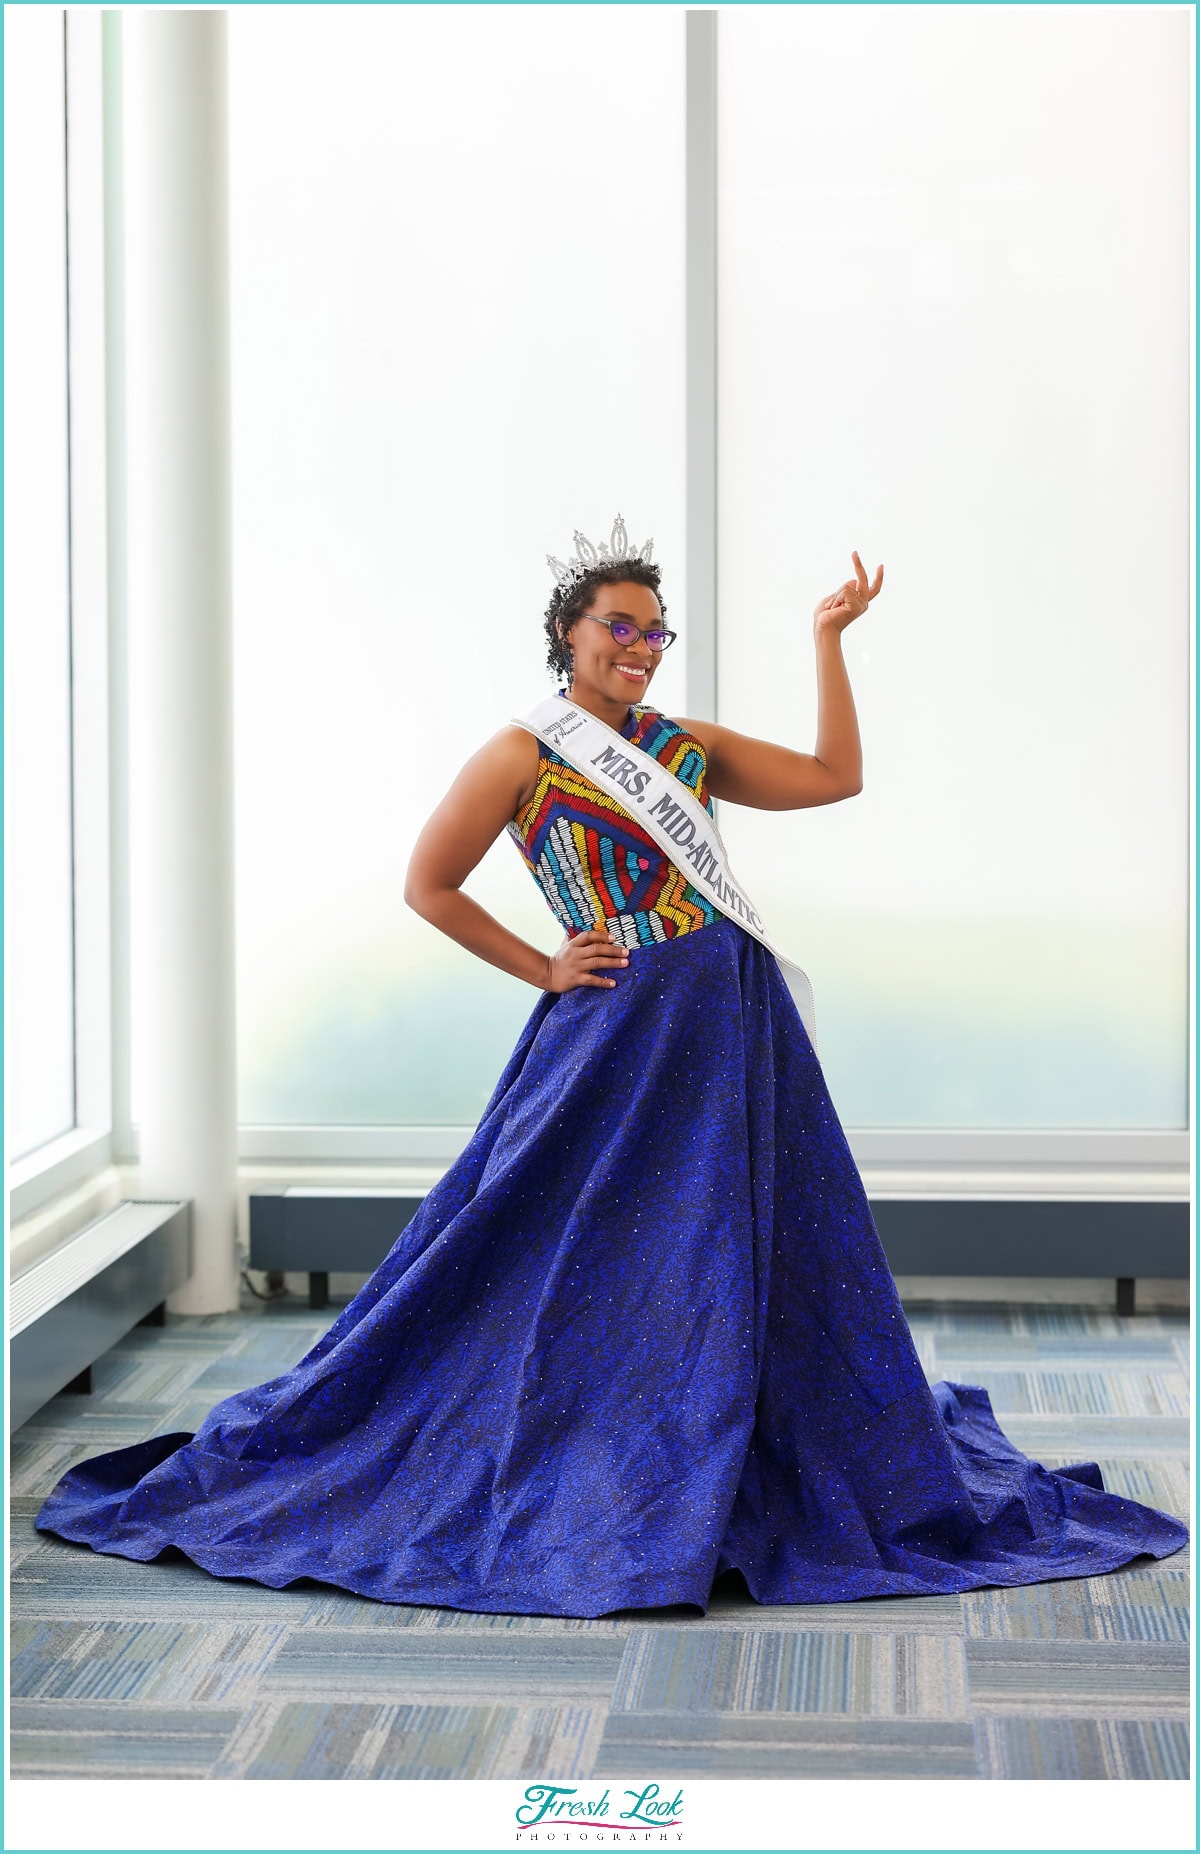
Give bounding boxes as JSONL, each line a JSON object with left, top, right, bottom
{"left": 35, "top": 916, "right": 1187, "bottom": 1617}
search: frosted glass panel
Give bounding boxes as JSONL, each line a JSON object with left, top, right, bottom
{"left": 228, "top": 6, "right": 684, "bottom": 1125}
{"left": 3, "top": 6, "right": 76, "bottom": 1160}
{"left": 716, "top": 6, "right": 1189, "bottom": 1128}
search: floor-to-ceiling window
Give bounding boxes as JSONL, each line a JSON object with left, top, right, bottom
{"left": 5, "top": 7, "right": 76, "bottom": 1162}
{"left": 715, "top": 4, "right": 1188, "bottom": 1129}
{"left": 222, "top": 4, "right": 686, "bottom": 1130}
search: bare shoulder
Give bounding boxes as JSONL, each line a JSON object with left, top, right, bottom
{"left": 487, "top": 723, "right": 543, "bottom": 817}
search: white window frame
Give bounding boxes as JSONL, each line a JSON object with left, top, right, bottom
{"left": 8, "top": 9, "right": 115, "bottom": 1226}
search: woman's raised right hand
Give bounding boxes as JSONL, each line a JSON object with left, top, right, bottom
{"left": 543, "top": 927, "right": 631, "bottom": 994}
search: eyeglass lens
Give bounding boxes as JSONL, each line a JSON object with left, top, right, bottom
{"left": 608, "top": 619, "right": 671, "bottom": 652}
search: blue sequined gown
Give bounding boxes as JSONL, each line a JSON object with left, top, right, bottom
{"left": 34, "top": 698, "right": 1188, "bottom": 1616}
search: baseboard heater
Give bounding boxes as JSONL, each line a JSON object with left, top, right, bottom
{"left": 872, "top": 1198, "right": 1188, "bottom": 1315}
{"left": 249, "top": 1188, "right": 1188, "bottom": 1316}
{"left": 8, "top": 1200, "right": 192, "bottom": 1432}
{"left": 250, "top": 1188, "right": 427, "bottom": 1308}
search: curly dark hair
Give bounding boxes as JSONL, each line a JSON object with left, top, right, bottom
{"left": 543, "top": 560, "right": 667, "bottom": 684}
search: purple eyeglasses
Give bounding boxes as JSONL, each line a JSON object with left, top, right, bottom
{"left": 580, "top": 614, "right": 677, "bottom": 652}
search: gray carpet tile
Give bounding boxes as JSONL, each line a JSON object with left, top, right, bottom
{"left": 932, "top": 1336, "right": 1186, "bottom": 1367}
{"left": 8, "top": 1700, "right": 244, "bottom": 1779}
{"left": 964, "top": 1640, "right": 1191, "bottom": 1717}
{"left": 10, "top": 1291, "right": 1189, "bottom": 1780}
{"left": 611, "top": 1592, "right": 967, "bottom": 1638}
{"left": 11, "top": 1437, "right": 136, "bottom": 1501}
{"left": 284, "top": 1593, "right": 634, "bottom": 1635}
{"left": 593, "top": 1713, "right": 978, "bottom": 1779}
{"left": 155, "top": 1395, "right": 257, "bottom": 1432}
{"left": 984, "top": 1415, "right": 1189, "bottom": 1458}
{"left": 16, "top": 1396, "right": 178, "bottom": 1445}
{"left": 82, "top": 1349, "right": 219, "bottom": 1403}
{"left": 258, "top": 1629, "right": 626, "bottom": 1704}
{"left": 11, "top": 1619, "right": 292, "bottom": 1704}
{"left": 609, "top": 1628, "right": 968, "bottom": 1717}
{"left": 209, "top": 1698, "right": 609, "bottom": 1780}
{"left": 12, "top": 1545, "right": 332, "bottom": 1623}
{"left": 973, "top": 1714, "right": 1191, "bottom": 1780}
{"left": 915, "top": 1309, "right": 1187, "bottom": 1338}
{"left": 961, "top": 1567, "right": 1190, "bottom": 1643}
{"left": 928, "top": 1368, "right": 1189, "bottom": 1418}
{"left": 908, "top": 1331, "right": 939, "bottom": 1377}
{"left": 189, "top": 1328, "right": 330, "bottom": 1393}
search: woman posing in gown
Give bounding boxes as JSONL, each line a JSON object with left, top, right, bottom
{"left": 35, "top": 518, "right": 1187, "bottom": 1619}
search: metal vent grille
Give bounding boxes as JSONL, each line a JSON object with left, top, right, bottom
{"left": 9, "top": 1201, "right": 186, "bottom": 1338}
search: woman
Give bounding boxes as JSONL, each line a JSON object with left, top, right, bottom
{"left": 34, "top": 517, "right": 1187, "bottom": 1618}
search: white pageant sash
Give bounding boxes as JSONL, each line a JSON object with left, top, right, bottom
{"left": 511, "top": 695, "right": 818, "bottom": 1054}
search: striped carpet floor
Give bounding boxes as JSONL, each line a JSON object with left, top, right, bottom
{"left": 9, "top": 1292, "right": 1190, "bottom": 1780}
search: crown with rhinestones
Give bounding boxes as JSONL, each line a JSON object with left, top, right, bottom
{"left": 546, "top": 513, "right": 656, "bottom": 597}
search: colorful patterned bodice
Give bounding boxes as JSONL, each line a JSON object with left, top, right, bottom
{"left": 508, "top": 694, "right": 722, "bottom": 949}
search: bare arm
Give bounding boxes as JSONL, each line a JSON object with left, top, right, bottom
{"left": 403, "top": 727, "right": 630, "bottom": 996}
{"left": 676, "top": 553, "right": 881, "bottom": 809}
{"left": 403, "top": 728, "right": 555, "bottom": 989}
{"left": 677, "top": 633, "right": 862, "bottom": 810}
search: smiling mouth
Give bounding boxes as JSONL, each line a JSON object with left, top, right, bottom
{"left": 612, "top": 664, "right": 648, "bottom": 678}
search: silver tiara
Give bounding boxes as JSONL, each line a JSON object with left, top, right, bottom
{"left": 546, "top": 513, "right": 656, "bottom": 596}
